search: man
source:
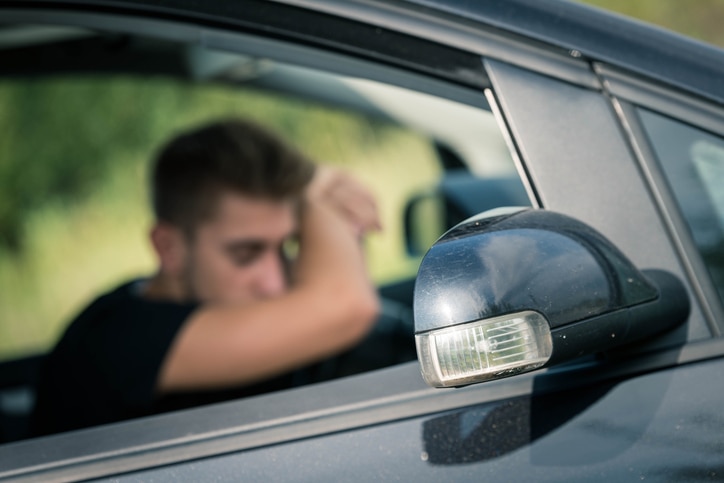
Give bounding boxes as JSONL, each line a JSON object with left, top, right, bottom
{"left": 31, "top": 118, "right": 381, "bottom": 435}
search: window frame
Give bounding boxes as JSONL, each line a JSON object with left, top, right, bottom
{"left": 0, "top": 2, "right": 529, "bottom": 475}
{"left": 599, "top": 63, "right": 724, "bottom": 336}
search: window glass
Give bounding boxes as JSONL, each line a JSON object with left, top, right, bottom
{"left": 637, "top": 108, "right": 724, "bottom": 304}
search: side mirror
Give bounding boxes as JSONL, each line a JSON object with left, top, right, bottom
{"left": 413, "top": 208, "right": 689, "bottom": 387}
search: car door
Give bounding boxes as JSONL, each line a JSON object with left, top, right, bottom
{"left": 0, "top": 1, "right": 723, "bottom": 481}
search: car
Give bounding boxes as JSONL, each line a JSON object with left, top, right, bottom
{"left": 1, "top": 0, "right": 723, "bottom": 480}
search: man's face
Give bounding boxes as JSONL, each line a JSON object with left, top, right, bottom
{"left": 179, "top": 191, "right": 297, "bottom": 305}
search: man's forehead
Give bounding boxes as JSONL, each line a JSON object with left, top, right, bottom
{"left": 200, "top": 191, "right": 298, "bottom": 238}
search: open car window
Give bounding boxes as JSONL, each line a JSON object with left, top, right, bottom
{"left": 0, "top": 22, "right": 526, "bottom": 442}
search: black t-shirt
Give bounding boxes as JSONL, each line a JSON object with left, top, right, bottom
{"left": 31, "top": 280, "right": 299, "bottom": 436}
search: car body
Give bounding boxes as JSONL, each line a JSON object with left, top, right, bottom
{"left": 0, "top": 0, "right": 723, "bottom": 481}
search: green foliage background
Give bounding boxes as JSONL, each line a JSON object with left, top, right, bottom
{"left": 579, "top": 0, "right": 724, "bottom": 47}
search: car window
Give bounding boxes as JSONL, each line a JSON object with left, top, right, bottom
{"left": 0, "top": 25, "right": 524, "bottom": 441}
{"left": 637, "top": 108, "right": 724, "bottom": 305}
{"left": 0, "top": 41, "right": 517, "bottom": 361}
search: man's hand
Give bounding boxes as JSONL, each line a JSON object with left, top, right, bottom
{"left": 307, "top": 166, "right": 382, "bottom": 238}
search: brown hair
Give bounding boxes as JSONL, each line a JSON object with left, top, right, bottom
{"left": 151, "top": 118, "right": 315, "bottom": 235}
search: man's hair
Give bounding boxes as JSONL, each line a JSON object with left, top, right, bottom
{"left": 151, "top": 118, "right": 315, "bottom": 235}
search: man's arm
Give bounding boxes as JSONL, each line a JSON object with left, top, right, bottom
{"left": 156, "top": 169, "right": 380, "bottom": 391}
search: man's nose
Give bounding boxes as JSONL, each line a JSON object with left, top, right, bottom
{"left": 255, "top": 250, "right": 288, "bottom": 298}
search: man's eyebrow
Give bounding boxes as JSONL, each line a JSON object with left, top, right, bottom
{"left": 222, "top": 239, "right": 268, "bottom": 252}
{"left": 222, "top": 230, "right": 299, "bottom": 253}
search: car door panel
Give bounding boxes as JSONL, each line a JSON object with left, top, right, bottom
{"left": 112, "top": 356, "right": 724, "bottom": 482}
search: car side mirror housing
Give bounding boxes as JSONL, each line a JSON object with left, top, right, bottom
{"left": 414, "top": 208, "right": 690, "bottom": 387}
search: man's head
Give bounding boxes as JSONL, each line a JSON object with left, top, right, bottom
{"left": 149, "top": 118, "right": 315, "bottom": 304}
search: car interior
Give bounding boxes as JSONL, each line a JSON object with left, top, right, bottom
{"left": 0, "top": 23, "right": 531, "bottom": 444}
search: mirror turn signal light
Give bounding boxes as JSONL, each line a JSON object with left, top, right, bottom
{"left": 415, "top": 311, "right": 552, "bottom": 387}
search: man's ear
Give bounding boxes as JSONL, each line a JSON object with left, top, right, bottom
{"left": 150, "top": 222, "right": 188, "bottom": 276}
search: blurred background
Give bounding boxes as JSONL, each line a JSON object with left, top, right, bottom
{"left": 1, "top": 0, "right": 723, "bottom": 361}
{"left": 580, "top": 0, "right": 724, "bottom": 47}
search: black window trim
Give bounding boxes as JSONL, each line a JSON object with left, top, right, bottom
{"left": 1, "top": 0, "right": 599, "bottom": 91}
{"left": 1, "top": 7, "right": 493, "bottom": 110}
{"left": 597, "top": 63, "right": 724, "bottom": 136}
{"left": 273, "top": 0, "right": 600, "bottom": 91}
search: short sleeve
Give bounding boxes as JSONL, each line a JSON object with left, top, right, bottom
{"left": 81, "top": 287, "right": 198, "bottom": 411}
